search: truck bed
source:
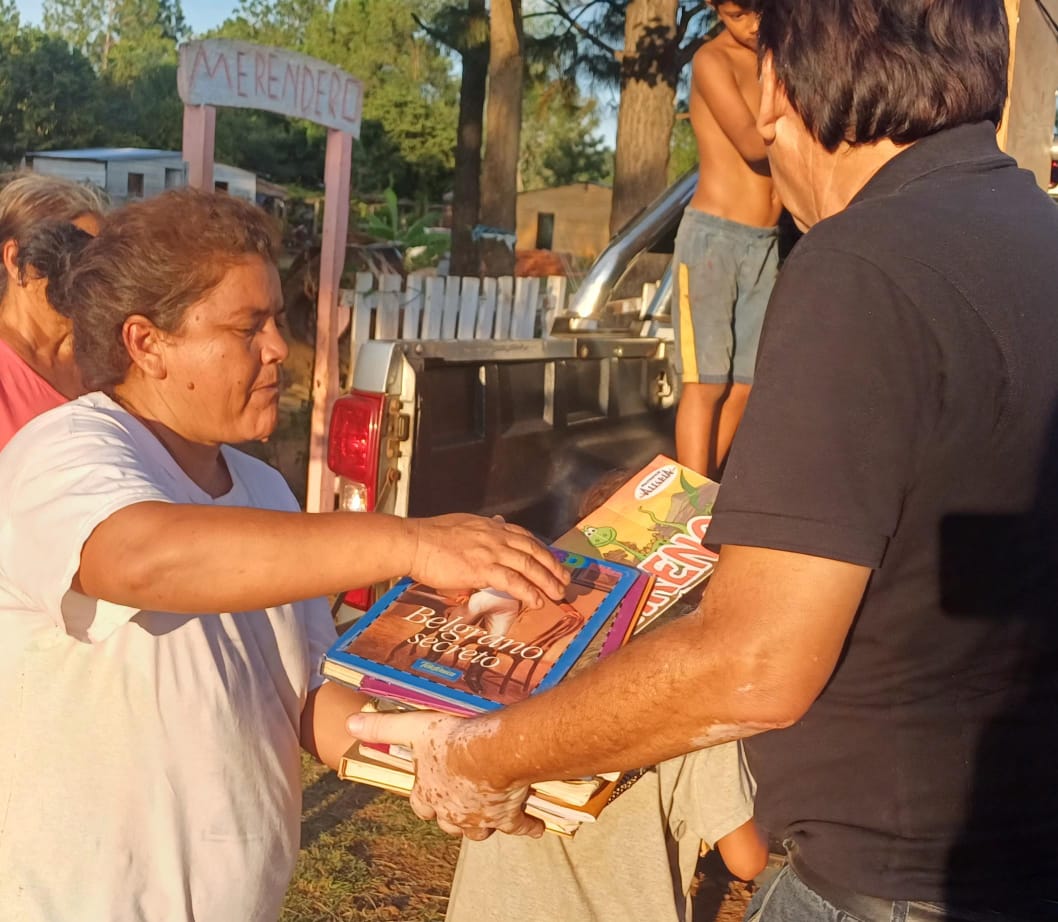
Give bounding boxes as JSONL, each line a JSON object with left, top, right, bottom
{"left": 396, "top": 336, "right": 675, "bottom": 539}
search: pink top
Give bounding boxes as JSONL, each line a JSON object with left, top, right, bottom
{"left": 0, "top": 336, "right": 67, "bottom": 452}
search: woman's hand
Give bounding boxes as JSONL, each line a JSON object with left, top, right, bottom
{"left": 406, "top": 514, "right": 569, "bottom": 609}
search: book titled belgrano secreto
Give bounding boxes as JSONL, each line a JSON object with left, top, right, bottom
{"left": 320, "top": 547, "right": 642, "bottom": 713}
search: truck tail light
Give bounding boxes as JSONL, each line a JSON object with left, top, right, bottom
{"left": 328, "top": 391, "right": 385, "bottom": 508}
{"left": 339, "top": 586, "right": 373, "bottom": 614}
{"left": 328, "top": 390, "right": 385, "bottom": 612}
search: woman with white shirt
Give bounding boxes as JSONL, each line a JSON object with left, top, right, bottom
{"left": 0, "top": 188, "right": 567, "bottom": 922}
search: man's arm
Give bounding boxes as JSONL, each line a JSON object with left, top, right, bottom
{"left": 694, "top": 47, "right": 769, "bottom": 166}
{"left": 75, "top": 505, "right": 569, "bottom": 614}
{"left": 350, "top": 544, "right": 870, "bottom": 835}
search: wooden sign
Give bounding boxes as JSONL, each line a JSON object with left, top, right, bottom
{"left": 178, "top": 40, "right": 363, "bottom": 137}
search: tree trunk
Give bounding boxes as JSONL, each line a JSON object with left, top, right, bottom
{"left": 100, "top": 0, "right": 116, "bottom": 72}
{"left": 479, "top": 0, "right": 523, "bottom": 277}
{"left": 610, "top": 0, "right": 678, "bottom": 237}
{"left": 449, "top": 0, "right": 489, "bottom": 277}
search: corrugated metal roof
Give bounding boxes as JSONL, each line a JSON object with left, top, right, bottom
{"left": 255, "top": 178, "right": 288, "bottom": 199}
{"left": 27, "top": 148, "right": 181, "bottom": 162}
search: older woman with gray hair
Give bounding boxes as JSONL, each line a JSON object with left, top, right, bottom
{"left": 0, "top": 188, "right": 568, "bottom": 922}
{"left": 0, "top": 171, "right": 108, "bottom": 448}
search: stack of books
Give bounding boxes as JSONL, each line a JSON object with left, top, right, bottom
{"left": 322, "top": 454, "right": 720, "bottom": 835}
{"left": 323, "top": 547, "right": 649, "bottom": 835}
{"left": 554, "top": 453, "right": 720, "bottom": 634}
{"left": 342, "top": 726, "right": 627, "bottom": 836}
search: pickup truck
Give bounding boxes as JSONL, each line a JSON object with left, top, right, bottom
{"left": 328, "top": 173, "right": 697, "bottom": 614}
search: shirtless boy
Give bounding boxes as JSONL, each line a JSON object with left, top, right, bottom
{"left": 673, "top": 0, "right": 781, "bottom": 478}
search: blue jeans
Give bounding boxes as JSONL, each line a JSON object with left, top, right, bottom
{"left": 744, "top": 863, "right": 1046, "bottom": 922}
{"left": 744, "top": 865, "right": 851, "bottom": 922}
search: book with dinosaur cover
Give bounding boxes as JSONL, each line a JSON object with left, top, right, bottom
{"left": 321, "top": 547, "right": 644, "bottom": 714}
{"left": 554, "top": 454, "right": 720, "bottom": 633}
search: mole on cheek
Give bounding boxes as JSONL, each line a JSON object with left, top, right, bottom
{"left": 187, "top": 381, "right": 196, "bottom": 391}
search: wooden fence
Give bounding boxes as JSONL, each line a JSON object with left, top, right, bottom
{"left": 338, "top": 272, "right": 569, "bottom": 347}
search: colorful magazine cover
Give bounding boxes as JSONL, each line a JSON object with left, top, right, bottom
{"left": 322, "top": 548, "right": 641, "bottom": 713}
{"left": 554, "top": 454, "right": 720, "bottom": 632}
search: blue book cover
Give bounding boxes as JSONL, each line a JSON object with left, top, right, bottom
{"left": 321, "top": 547, "right": 641, "bottom": 713}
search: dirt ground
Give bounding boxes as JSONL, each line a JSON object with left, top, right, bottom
{"left": 693, "top": 851, "right": 756, "bottom": 922}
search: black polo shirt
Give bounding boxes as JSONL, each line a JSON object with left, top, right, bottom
{"left": 708, "top": 122, "right": 1058, "bottom": 906}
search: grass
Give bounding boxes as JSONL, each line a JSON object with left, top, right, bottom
{"left": 282, "top": 754, "right": 460, "bottom": 922}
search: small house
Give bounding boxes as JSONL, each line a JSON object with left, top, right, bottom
{"left": 24, "top": 148, "right": 258, "bottom": 205}
{"left": 516, "top": 183, "right": 613, "bottom": 262}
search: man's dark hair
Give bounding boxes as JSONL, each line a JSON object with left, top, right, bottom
{"left": 709, "top": 0, "right": 764, "bottom": 11}
{"left": 758, "top": 0, "right": 1009, "bottom": 151}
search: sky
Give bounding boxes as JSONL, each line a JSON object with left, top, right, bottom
{"left": 14, "top": 0, "right": 237, "bottom": 34}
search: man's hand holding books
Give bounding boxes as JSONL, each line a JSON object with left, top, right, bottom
{"left": 347, "top": 707, "right": 543, "bottom": 839}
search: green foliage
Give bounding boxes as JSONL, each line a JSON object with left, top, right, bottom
{"left": 528, "top": 0, "right": 715, "bottom": 90}
{"left": 0, "top": 0, "right": 19, "bottom": 43}
{"left": 98, "top": 62, "right": 184, "bottom": 149}
{"left": 215, "top": 0, "right": 459, "bottom": 199}
{"left": 3, "top": 0, "right": 708, "bottom": 219}
{"left": 103, "top": 19, "right": 178, "bottom": 85}
{"left": 668, "top": 114, "right": 698, "bottom": 182}
{"left": 214, "top": 109, "right": 327, "bottom": 186}
{"left": 0, "top": 0, "right": 460, "bottom": 197}
{"left": 41, "top": 0, "right": 108, "bottom": 64}
{"left": 213, "top": 0, "right": 327, "bottom": 48}
{"left": 42, "top": 0, "right": 186, "bottom": 76}
{"left": 519, "top": 78, "right": 612, "bottom": 189}
{"left": 361, "top": 188, "right": 436, "bottom": 241}
{"left": 0, "top": 28, "right": 103, "bottom": 165}
{"left": 359, "top": 188, "right": 449, "bottom": 270}
{"left": 304, "top": 0, "right": 459, "bottom": 200}
{"left": 29, "top": 0, "right": 188, "bottom": 155}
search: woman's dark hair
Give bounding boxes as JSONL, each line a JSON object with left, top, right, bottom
{"left": 15, "top": 222, "right": 93, "bottom": 317}
{"left": 46, "top": 188, "right": 280, "bottom": 392}
{"left": 757, "top": 0, "right": 1009, "bottom": 151}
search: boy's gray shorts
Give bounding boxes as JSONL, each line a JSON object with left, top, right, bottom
{"left": 671, "top": 207, "right": 779, "bottom": 385}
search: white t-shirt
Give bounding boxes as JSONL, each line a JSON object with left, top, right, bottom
{"left": 0, "top": 393, "right": 338, "bottom": 922}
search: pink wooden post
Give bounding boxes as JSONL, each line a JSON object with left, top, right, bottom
{"left": 181, "top": 104, "right": 216, "bottom": 190}
{"left": 305, "top": 129, "right": 354, "bottom": 513}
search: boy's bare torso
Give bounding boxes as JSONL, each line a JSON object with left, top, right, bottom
{"left": 689, "top": 29, "right": 781, "bottom": 228}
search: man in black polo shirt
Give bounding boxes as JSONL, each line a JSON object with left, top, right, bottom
{"left": 349, "top": 1, "right": 1058, "bottom": 918}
